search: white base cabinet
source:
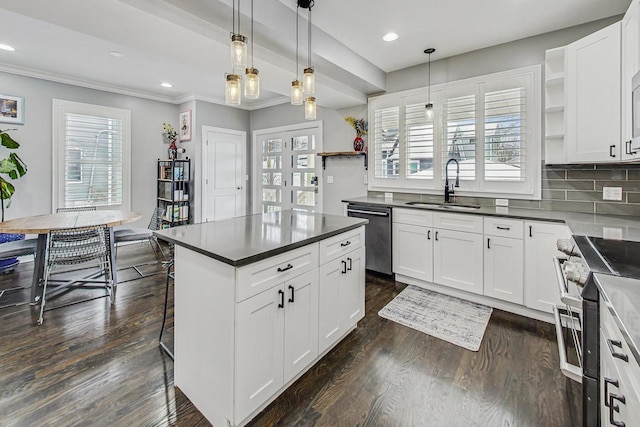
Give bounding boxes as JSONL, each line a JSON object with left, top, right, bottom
{"left": 484, "top": 235, "right": 524, "bottom": 305}
{"left": 173, "top": 227, "right": 365, "bottom": 427}
{"left": 433, "top": 228, "right": 484, "bottom": 295}
{"left": 392, "top": 222, "right": 433, "bottom": 282}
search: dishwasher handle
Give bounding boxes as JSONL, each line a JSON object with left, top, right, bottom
{"left": 347, "top": 208, "right": 389, "bottom": 217}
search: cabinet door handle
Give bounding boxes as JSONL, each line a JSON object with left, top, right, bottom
{"left": 341, "top": 260, "right": 347, "bottom": 274}
{"left": 340, "top": 240, "right": 351, "bottom": 247}
{"left": 347, "top": 257, "right": 352, "bottom": 271}
{"left": 278, "top": 289, "right": 284, "bottom": 308}
{"left": 487, "top": 238, "right": 491, "bottom": 249}
{"left": 625, "top": 140, "right": 636, "bottom": 155}
{"left": 496, "top": 226, "right": 510, "bottom": 231}
{"left": 288, "top": 285, "right": 295, "bottom": 303}
{"left": 607, "top": 339, "right": 629, "bottom": 362}
{"left": 610, "top": 144, "right": 616, "bottom": 158}
{"left": 435, "top": 231, "right": 439, "bottom": 241}
{"left": 609, "top": 393, "right": 626, "bottom": 427}
{"left": 427, "top": 230, "right": 431, "bottom": 240}
{"left": 277, "top": 263, "right": 293, "bottom": 273}
{"left": 529, "top": 225, "right": 533, "bottom": 237}
{"left": 604, "top": 377, "right": 619, "bottom": 407}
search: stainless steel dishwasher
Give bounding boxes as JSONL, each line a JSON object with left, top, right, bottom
{"left": 346, "top": 204, "right": 392, "bottom": 275}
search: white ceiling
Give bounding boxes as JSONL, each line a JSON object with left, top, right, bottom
{"left": 0, "top": 0, "right": 630, "bottom": 110}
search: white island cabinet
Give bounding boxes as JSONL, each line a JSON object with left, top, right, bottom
{"left": 155, "top": 211, "right": 367, "bottom": 427}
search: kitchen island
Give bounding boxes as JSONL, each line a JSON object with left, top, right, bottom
{"left": 154, "top": 210, "right": 367, "bottom": 427}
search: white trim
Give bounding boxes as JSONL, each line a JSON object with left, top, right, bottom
{"left": 201, "top": 126, "right": 247, "bottom": 221}
{"left": 52, "top": 99, "right": 132, "bottom": 212}
{"left": 252, "top": 121, "right": 324, "bottom": 214}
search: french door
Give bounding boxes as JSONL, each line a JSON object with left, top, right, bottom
{"left": 255, "top": 123, "right": 322, "bottom": 213}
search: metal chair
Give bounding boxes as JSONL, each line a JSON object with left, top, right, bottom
{"left": 114, "top": 207, "right": 166, "bottom": 280}
{"left": 56, "top": 206, "right": 97, "bottom": 213}
{"left": 0, "top": 238, "right": 37, "bottom": 309}
{"left": 38, "top": 224, "right": 113, "bottom": 325}
{"left": 159, "top": 259, "right": 174, "bottom": 360}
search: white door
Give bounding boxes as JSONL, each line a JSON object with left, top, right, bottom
{"left": 340, "top": 246, "right": 365, "bottom": 331}
{"left": 254, "top": 123, "right": 323, "bottom": 214}
{"left": 392, "top": 223, "right": 433, "bottom": 282}
{"left": 433, "top": 229, "right": 484, "bottom": 295}
{"left": 318, "top": 257, "right": 343, "bottom": 353}
{"left": 484, "top": 235, "right": 524, "bottom": 304}
{"left": 202, "top": 127, "right": 245, "bottom": 222}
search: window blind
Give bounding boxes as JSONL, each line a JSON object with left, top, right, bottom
{"left": 373, "top": 106, "right": 400, "bottom": 179}
{"left": 405, "top": 103, "right": 434, "bottom": 180}
{"left": 484, "top": 87, "right": 525, "bottom": 181}
{"left": 63, "top": 113, "right": 124, "bottom": 207}
{"left": 444, "top": 95, "right": 476, "bottom": 180}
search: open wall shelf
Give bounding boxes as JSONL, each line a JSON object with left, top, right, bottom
{"left": 317, "top": 151, "right": 368, "bottom": 170}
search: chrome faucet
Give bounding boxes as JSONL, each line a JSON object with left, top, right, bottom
{"left": 444, "top": 158, "right": 460, "bottom": 203}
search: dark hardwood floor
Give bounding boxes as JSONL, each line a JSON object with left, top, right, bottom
{"left": 0, "top": 245, "right": 581, "bottom": 426}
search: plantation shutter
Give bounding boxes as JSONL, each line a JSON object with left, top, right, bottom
{"left": 63, "top": 113, "right": 124, "bottom": 207}
{"left": 373, "top": 105, "right": 400, "bottom": 179}
{"left": 484, "top": 87, "right": 526, "bottom": 181}
{"left": 405, "top": 103, "right": 434, "bottom": 180}
{"left": 443, "top": 94, "right": 476, "bottom": 180}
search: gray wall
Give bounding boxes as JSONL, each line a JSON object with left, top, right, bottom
{"left": 0, "top": 71, "right": 176, "bottom": 227}
{"left": 249, "top": 103, "right": 368, "bottom": 215}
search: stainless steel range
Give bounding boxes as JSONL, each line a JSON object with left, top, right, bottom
{"left": 554, "top": 236, "right": 640, "bottom": 427}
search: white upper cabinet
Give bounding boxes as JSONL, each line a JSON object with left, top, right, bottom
{"left": 565, "top": 22, "right": 621, "bottom": 163}
{"left": 622, "top": 0, "right": 640, "bottom": 160}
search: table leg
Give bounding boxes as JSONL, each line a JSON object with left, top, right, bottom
{"left": 30, "top": 234, "right": 47, "bottom": 304}
{"left": 108, "top": 226, "right": 118, "bottom": 299}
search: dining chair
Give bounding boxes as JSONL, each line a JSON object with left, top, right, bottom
{"left": 114, "top": 207, "right": 167, "bottom": 280}
{"left": 0, "top": 238, "right": 38, "bottom": 309}
{"left": 38, "top": 224, "right": 113, "bottom": 325}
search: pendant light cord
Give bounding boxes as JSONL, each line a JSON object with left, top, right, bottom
{"left": 307, "top": 6, "right": 312, "bottom": 68}
{"left": 296, "top": 6, "right": 299, "bottom": 79}
{"left": 428, "top": 52, "right": 431, "bottom": 103}
{"left": 232, "top": 0, "right": 236, "bottom": 34}
{"left": 237, "top": 0, "right": 241, "bottom": 36}
{"left": 250, "top": 0, "right": 254, "bottom": 67}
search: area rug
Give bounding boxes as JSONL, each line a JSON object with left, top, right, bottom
{"left": 378, "top": 285, "right": 493, "bottom": 351}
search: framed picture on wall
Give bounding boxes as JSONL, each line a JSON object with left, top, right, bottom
{"left": 0, "top": 94, "right": 24, "bottom": 124}
{"left": 179, "top": 110, "right": 191, "bottom": 141}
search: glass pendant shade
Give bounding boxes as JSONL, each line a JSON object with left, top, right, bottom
{"left": 425, "top": 103, "right": 434, "bottom": 122}
{"left": 291, "top": 80, "right": 303, "bottom": 105}
{"left": 230, "top": 34, "right": 247, "bottom": 69}
{"left": 225, "top": 74, "right": 242, "bottom": 105}
{"left": 244, "top": 67, "right": 260, "bottom": 99}
{"left": 303, "top": 67, "right": 315, "bottom": 94}
{"left": 305, "top": 96, "right": 316, "bottom": 120}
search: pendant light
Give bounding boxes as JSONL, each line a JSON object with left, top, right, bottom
{"left": 424, "top": 48, "right": 435, "bottom": 122}
{"left": 305, "top": 96, "right": 316, "bottom": 120}
{"left": 230, "top": 0, "right": 247, "bottom": 69}
{"left": 291, "top": 5, "right": 303, "bottom": 105}
{"left": 225, "top": 73, "right": 241, "bottom": 105}
{"left": 244, "top": 0, "right": 259, "bottom": 99}
{"left": 302, "top": 1, "right": 315, "bottom": 95}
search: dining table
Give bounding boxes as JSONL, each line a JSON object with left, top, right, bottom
{"left": 0, "top": 210, "right": 142, "bottom": 304}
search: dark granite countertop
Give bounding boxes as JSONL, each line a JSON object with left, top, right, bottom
{"left": 154, "top": 210, "right": 367, "bottom": 267}
{"left": 343, "top": 196, "right": 640, "bottom": 242}
{"left": 594, "top": 273, "right": 640, "bottom": 367}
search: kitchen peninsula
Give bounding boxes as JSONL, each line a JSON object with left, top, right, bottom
{"left": 155, "top": 210, "right": 368, "bottom": 427}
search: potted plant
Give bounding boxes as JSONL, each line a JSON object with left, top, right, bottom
{"left": 0, "top": 128, "right": 28, "bottom": 272}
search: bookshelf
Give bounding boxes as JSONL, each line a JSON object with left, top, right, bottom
{"left": 157, "top": 158, "right": 192, "bottom": 228}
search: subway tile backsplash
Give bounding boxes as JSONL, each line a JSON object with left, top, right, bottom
{"left": 368, "top": 163, "right": 640, "bottom": 217}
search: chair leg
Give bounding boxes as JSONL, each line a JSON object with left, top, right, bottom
{"left": 38, "top": 265, "right": 53, "bottom": 325}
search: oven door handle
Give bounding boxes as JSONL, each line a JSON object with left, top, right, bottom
{"left": 554, "top": 256, "right": 583, "bottom": 309}
{"left": 552, "top": 304, "right": 583, "bottom": 383}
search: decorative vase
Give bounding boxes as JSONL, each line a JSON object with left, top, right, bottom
{"left": 353, "top": 136, "right": 364, "bottom": 152}
{"left": 168, "top": 140, "right": 178, "bottom": 160}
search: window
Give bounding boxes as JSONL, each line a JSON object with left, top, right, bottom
{"left": 53, "top": 100, "right": 131, "bottom": 211}
{"left": 368, "top": 66, "right": 541, "bottom": 199}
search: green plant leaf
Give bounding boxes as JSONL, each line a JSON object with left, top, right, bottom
{"left": 0, "top": 131, "right": 19, "bottom": 149}
{"left": 0, "top": 177, "right": 15, "bottom": 200}
{"left": 0, "top": 158, "right": 19, "bottom": 178}
{"left": 9, "top": 153, "right": 27, "bottom": 177}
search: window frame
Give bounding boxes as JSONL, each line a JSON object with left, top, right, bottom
{"left": 52, "top": 99, "right": 131, "bottom": 212}
{"left": 368, "top": 65, "right": 541, "bottom": 200}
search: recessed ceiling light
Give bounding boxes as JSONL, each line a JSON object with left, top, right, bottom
{"left": 0, "top": 44, "right": 15, "bottom": 51}
{"left": 383, "top": 33, "right": 398, "bottom": 42}
{"left": 109, "top": 51, "right": 124, "bottom": 58}
{"left": 161, "top": 82, "right": 173, "bottom": 88}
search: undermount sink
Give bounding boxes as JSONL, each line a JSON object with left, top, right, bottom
{"left": 404, "top": 201, "right": 481, "bottom": 211}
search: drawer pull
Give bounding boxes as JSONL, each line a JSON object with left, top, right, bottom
{"left": 288, "top": 285, "right": 295, "bottom": 303}
{"left": 340, "top": 240, "right": 352, "bottom": 247}
{"left": 604, "top": 377, "right": 619, "bottom": 407}
{"left": 496, "top": 226, "right": 511, "bottom": 231}
{"left": 278, "top": 289, "right": 285, "bottom": 308}
{"left": 607, "top": 339, "right": 629, "bottom": 362}
{"left": 609, "top": 393, "right": 626, "bottom": 427}
{"left": 277, "top": 264, "right": 294, "bottom": 273}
